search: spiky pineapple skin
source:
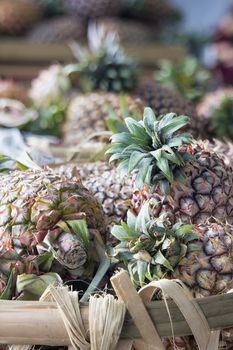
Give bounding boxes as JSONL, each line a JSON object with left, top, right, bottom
{"left": 64, "top": 0, "right": 121, "bottom": 18}
{"left": 166, "top": 221, "right": 233, "bottom": 350}
{"left": 97, "top": 17, "right": 155, "bottom": 44}
{"left": 0, "top": 1, "right": 41, "bottom": 35}
{"left": 59, "top": 162, "right": 134, "bottom": 226}
{"left": 136, "top": 80, "right": 201, "bottom": 137}
{"left": 131, "top": 142, "right": 233, "bottom": 225}
{"left": 27, "top": 16, "right": 86, "bottom": 43}
{"left": 63, "top": 92, "right": 144, "bottom": 145}
{"left": 0, "top": 80, "right": 29, "bottom": 104}
{"left": 0, "top": 169, "right": 106, "bottom": 284}
{"left": 199, "top": 139, "right": 233, "bottom": 168}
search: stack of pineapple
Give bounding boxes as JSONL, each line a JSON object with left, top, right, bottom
{"left": 2, "top": 15, "right": 233, "bottom": 349}
{"left": 0, "top": 0, "right": 180, "bottom": 43}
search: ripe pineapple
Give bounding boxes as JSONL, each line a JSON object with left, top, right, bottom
{"left": 0, "top": 168, "right": 106, "bottom": 299}
{"left": 197, "top": 88, "right": 233, "bottom": 139}
{"left": 59, "top": 162, "right": 134, "bottom": 226}
{"left": 97, "top": 17, "right": 155, "bottom": 44}
{"left": 111, "top": 202, "right": 233, "bottom": 349}
{"left": 0, "top": 0, "right": 41, "bottom": 35}
{"left": 121, "top": 0, "right": 180, "bottom": 25}
{"left": 136, "top": 79, "right": 202, "bottom": 137}
{"left": 0, "top": 80, "right": 29, "bottom": 104}
{"left": 63, "top": 92, "right": 144, "bottom": 145}
{"left": 112, "top": 202, "right": 233, "bottom": 296}
{"left": 107, "top": 108, "right": 233, "bottom": 225}
{"left": 155, "top": 57, "right": 210, "bottom": 103}
{"left": 67, "top": 22, "right": 137, "bottom": 93}
{"left": 64, "top": 0, "right": 121, "bottom": 18}
{"left": 27, "top": 16, "right": 86, "bottom": 43}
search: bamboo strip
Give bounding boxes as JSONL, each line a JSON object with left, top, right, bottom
{"left": 0, "top": 292, "right": 233, "bottom": 345}
{"left": 111, "top": 270, "right": 165, "bottom": 349}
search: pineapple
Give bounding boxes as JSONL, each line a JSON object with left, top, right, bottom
{"left": 28, "top": 64, "right": 71, "bottom": 136}
{"left": 136, "top": 79, "right": 202, "bottom": 137}
{"left": 111, "top": 202, "right": 233, "bottom": 349}
{"left": 199, "top": 138, "right": 233, "bottom": 167}
{"left": 197, "top": 88, "right": 233, "bottom": 139}
{"left": 0, "top": 168, "right": 106, "bottom": 299}
{"left": 0, "top": 80, "right": 29, "bottom": 104}
{"left": 121, "top": 0, "right": 180, "bottom": 25}
{"left": 59, "top": 162, "right": 134, "bottom": 226}
{"left": 29, "top": 64, "right": 71, "bottom": 108}
{"left": 155, "top": 57, "right": 210, "bottom": 103}
{"left": 111, "top": 201, "right": 233, "bottom": 296}
{"left": 97, "top": 17, "right": 155, "bottom": 44}
{"left": 0, "top": 0, "right": 41, "bottom": 35}
{"left": 67, "top": 22, "right": 137, "bottom": 93}
{"left": 64, "top": 0, "right": 121, "bottom": 18}
{"left": 63, "top": 92, "right": 144, "bottom": 145}
{"left": 27, "top": 16, "right": 86, "bottom": 43}
{"left": 107, "top": 108, "right": 233, "bottom": 225}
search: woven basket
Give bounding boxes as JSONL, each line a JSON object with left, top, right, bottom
{"left": 0, "top": 270, "right": 232, "bottom": 350}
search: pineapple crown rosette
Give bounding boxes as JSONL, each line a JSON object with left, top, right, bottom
{"left": 66, "top": 22, "right": 137, "bottom": 93}
{"left": 107, "top": 107, "right": 233, "bottom": 224}
{"left": 107, "top": 107, "right": 193, "bottom": 193}
{"left": 0, "top": 168, "right": 108, "bottom": 300}
{"left": 110, "top": 201, "right": 233, "bottom": 296}
{"left": 155, "top": 57, "right": 210, "bottom": 103}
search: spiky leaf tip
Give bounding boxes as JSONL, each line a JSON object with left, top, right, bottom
{"left": 107, "top": 107, "right": 192, "bottom": 191}
{"left": 110, "top": 201, "right": 200, "bottom": 288}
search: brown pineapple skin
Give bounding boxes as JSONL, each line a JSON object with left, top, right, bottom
{"left": 97, "top": 17, "right": 155, "bottom": 44}
{"left": 59, "top": 162, "right": 134, "bottom": 226}
{"left": 63, "top": 92, "right": 144, "bottom": 146}
{"left": 136, "top": 80, "right": 202, "bottom": 137}
{"left": 27, "top": 16, "right": 87, "bottom": 43}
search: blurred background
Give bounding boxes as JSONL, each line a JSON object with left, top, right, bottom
{"left": 0, "top": 0, "right": 232, "bottom": 166}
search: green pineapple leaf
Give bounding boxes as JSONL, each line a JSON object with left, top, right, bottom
{"left": 66, "top": 219, "right": 90, "bottom": 248}
{"left": 16, "top": 273, "right": 62, "bottom": 300}
{"left": 110, "top": 201, "right": 202, "bottom": 288}
{"left": 108, "top": 107, "right": 192, "bottom": 191}
{"left": 0, "top": 271, "right": 14, "bottom": 300}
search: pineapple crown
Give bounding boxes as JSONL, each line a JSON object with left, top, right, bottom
{"left": 155, "top": 57, "right": 210, "bottom": 103}
{"left": 67, "top": 22, "right": 137, "bottom": 93}
{"left": 212, "top": 97, "right": 233, "bottom": 138}
{"left": 110, "top": 201, "right": 200, "bottom": 288}
{"left": 107, "top": 107, "right": 192, "bottom": 193}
